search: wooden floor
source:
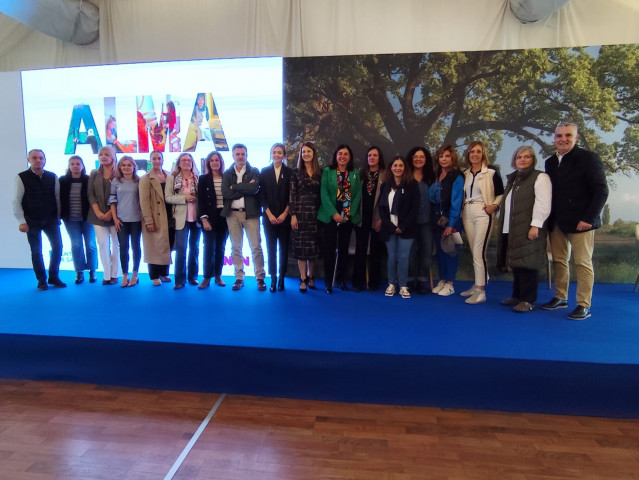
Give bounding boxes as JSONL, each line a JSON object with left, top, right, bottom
{"left": 1, "top": 379, "right": 639, "bottom": 480}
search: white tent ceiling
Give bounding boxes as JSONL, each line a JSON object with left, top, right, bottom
{"left": 0, "top": 0, "right": 99, "bottom": 45}
{"left": 0, "top": 0, "right": 571, "bottom": 46}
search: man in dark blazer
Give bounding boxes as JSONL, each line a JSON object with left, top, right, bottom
{"left": 259, "top": 144, "right": 292, "bottom": 292}
{"left": 542, "top": 122, "right": 609, "bottom": 320}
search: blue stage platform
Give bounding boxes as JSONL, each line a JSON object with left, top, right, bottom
{"left": 1, "top": 268, "right": 637, "bottom": 417}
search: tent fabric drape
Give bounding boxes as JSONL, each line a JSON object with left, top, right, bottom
{"left": 1, "top": 0, "right": 638, "bottom": 72}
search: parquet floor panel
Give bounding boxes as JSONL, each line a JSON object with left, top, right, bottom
{"left": 2, "top": 380, "right": 639, "bottom": 479}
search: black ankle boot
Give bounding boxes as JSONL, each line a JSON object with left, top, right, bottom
{"left": 89, "top": 270, "right": 97, "bottom": 283}
{"left": 270, "top": 277, "right": 277, "bottom": 292}
{"left": 75, "top": 272, "right": 85, "bottom": 284}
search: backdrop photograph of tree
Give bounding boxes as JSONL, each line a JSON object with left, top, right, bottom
{"left": 283, "top": 44, "right": 639, "bottom": 284}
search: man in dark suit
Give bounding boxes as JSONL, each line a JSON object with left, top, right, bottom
{"left": 259, "top": 144, "right": 292, "bottom": 292}
{"left": 13, "top": 149, "right": 66, "bottom": 290}
{"left": 542, "top": 123, "right": 609, "bottom": 320}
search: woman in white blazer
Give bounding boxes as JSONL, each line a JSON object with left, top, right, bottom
{"left": 460, "top": 141, "right": 504, "bottom": 304}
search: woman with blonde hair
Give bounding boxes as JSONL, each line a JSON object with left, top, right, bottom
{"left": 460, "top": 141, "right": 504, "bottom": 304}
{"left": 109, "top": 156, "right": 142, "bottom": 287}
{"left": 260, "top": 143, "right": 292, "bottom": 292}
{"left": 165, "top": 153, "right": 200, "bottom": 289}
{"left": 140, "top": 150, "right": 172, "bottom": 286}
{"left": 87, "top": 146, "right": 119, "bottom": 285}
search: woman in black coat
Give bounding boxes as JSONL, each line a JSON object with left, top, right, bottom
{"left": 197, "top": 151, "right": 229, "bottom": 288}
{"left": 260, "top": 143, "right": 292, "bottom": 292}
{"left": 377, "top": 155, "right": 420, "bottom": 299}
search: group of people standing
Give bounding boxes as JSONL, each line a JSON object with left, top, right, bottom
{"left": 13, "top": 122, "right": 608, "bottom": 320}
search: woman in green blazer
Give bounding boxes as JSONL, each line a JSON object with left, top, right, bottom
{"left": 318, "top": 144, "right": 362, "bottom": 293}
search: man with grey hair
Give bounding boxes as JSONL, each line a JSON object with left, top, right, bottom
{"left": 13, "top": 149, "right": 66, "bottom": 290}
{"left": 542, "top": 123, "right": 608, "bottom": 320}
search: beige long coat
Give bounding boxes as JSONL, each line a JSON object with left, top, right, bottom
{"left": 139, "top": 169, "right": 171, "bottom": 265}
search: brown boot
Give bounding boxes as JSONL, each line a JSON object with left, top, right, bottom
{"left": 198, "top": 278, "right": 211, "bottom": 289}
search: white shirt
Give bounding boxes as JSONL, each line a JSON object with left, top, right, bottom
{"left": 231, "top": 164, "right": 246, "bottom": 209}
{"left": 502, "top": 173, "right": 552, "bottom": 234}
{"left": 387, "top": 189, "right": 398, "bottom": 227}
{"left": 13, "top": 170, "right": 61, "bottom": 225}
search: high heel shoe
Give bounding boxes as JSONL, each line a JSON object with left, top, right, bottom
{"left": 278, "top": 277, "right": 285, "bottom": 291}
{"left": 299, "top": 277, "right": 308, "bottom": 293}
{"left": 120, "top": 274, "right": 129, "bottom": 288}
{"left": 270, "top": 277, "right": 277, "bottom": 293}
{"left": 307, "top": 276, "right": 316, "bottom": 290}
{"left": 127, "top": 273, "right": 139, "bottom": 287}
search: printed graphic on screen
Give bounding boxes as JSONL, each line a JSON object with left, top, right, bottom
{"left": 21, "top": 57, "right": 282, "bottom": 274}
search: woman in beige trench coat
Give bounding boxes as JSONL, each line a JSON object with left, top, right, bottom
{"left": 139, "top": 150, "right": 172, "bottom": 286}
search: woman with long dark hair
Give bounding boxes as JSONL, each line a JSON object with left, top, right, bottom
{"left": 377, "top": 155, "right": 420, "bottom": 299}
{"left": 197, "top": 151, "right": 229, "bottom": 289}
{"left": 318, "top": 144, "right": 362, "bottom": 293}
{"left": 352, "top": 146, "right": 386, "bottom": 292}
{"left": 59, "top": 155, "right": 98, "bottom": 284}
{"left": 290, "top": 142, "right": 322, "bottom": 293}
{"left": 406, "top": 146, "right": 436, "bottom": 294}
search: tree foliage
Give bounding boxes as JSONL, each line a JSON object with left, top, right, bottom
{"left": 284, "top": 45, "right": 638, "bottom": 174}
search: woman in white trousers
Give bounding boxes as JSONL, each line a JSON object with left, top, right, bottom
{"left": 461, "top": 141, "right": 504, "bottom": 304}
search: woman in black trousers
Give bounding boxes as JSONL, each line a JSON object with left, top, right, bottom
{"left": 260, "top": 143, "right": 292, "bottom": 291}
{"left": 197, "top": 151, "right": 229, "bottom": 289}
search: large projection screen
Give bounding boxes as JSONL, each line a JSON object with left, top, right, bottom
{"left": 20, "top": 57, "right": 283, "bottom": 274}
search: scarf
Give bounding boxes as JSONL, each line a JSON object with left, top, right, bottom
{"left": 174, "top": 172, "right": 196, "bottom": 196}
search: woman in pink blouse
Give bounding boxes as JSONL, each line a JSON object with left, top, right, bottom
{"left": 165, "top": 153, "right": 200, "bottom": 289}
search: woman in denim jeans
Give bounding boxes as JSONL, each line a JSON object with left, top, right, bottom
{"left": 109, "top": 156, "right": 142, "bottom": 287}
{"left": 165, "top": 153, "right": 200, "bottom": 289}
{"left": 406, "top": 146, "right": 435, "bottom": 294}
{"left": 59, "top": 155, "right": 98, "bottom": 284}
{"left": 377, "top": 155, "right": 419, "bottom": 299}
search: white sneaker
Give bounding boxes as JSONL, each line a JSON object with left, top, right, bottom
{"left": 437, "top": 283, "right": 455, "bottom": 296}
{"left": 399, "top": 287, "right": 411, "bottom": 299}
{"left": 465, "top": 290, "right": 486, "bottom": 304}
{"left": 385, "top": 284, "right": 396, "bottom": 297}
{"left": 432, "top": 280, "right": 446, "bottom": 294}
{"left": 460, "top": 286, "right": 479, "bottom": 297}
